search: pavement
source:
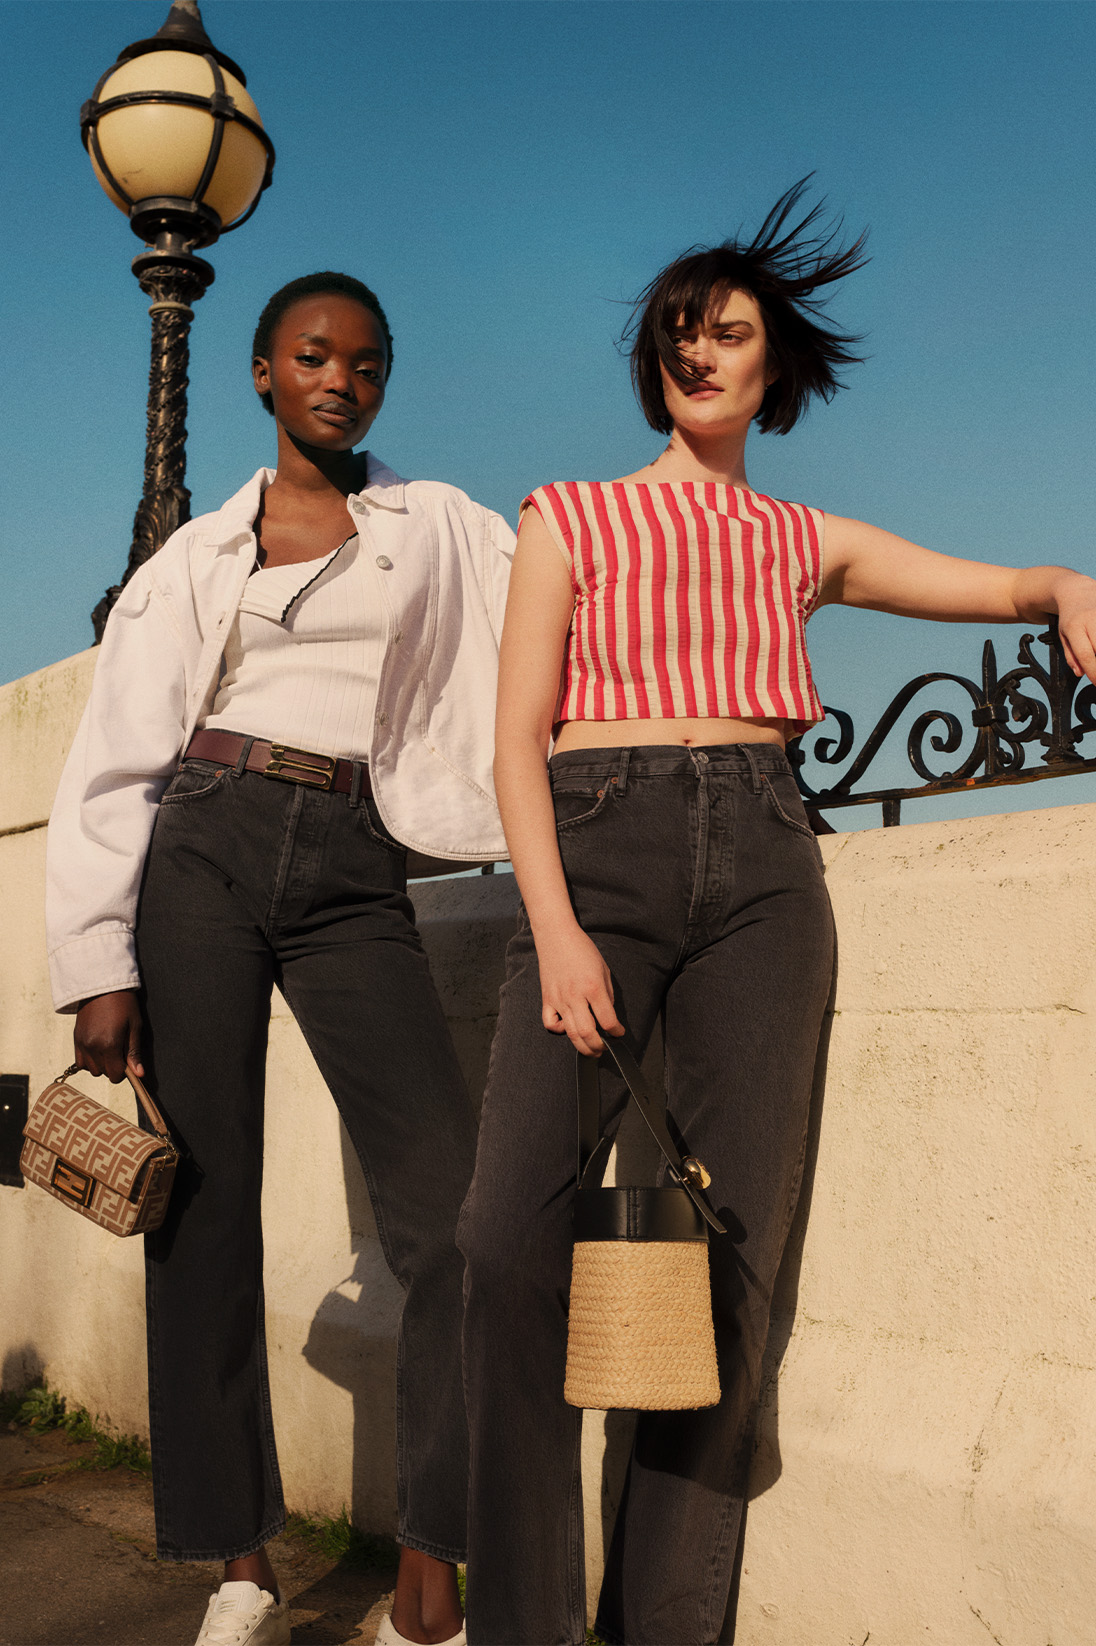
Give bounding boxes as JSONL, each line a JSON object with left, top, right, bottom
{"left": 0, "top": 1426, "right": 398, "bottom": 1646}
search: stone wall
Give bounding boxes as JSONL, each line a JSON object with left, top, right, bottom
{"left": 2, "top": 651, "right": 1094, "bottom": 1644}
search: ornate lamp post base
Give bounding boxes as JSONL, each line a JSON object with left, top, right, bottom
{"left": 91, "top": 245, "right": 214, "bottom": 642}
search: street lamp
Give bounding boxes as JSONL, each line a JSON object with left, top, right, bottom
{"left": 81, "top": 0, "right": 274, "bottom": 640}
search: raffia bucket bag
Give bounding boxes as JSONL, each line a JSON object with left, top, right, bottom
{"left": 564, "top": 1038, "right": 726, "bottom": 1411}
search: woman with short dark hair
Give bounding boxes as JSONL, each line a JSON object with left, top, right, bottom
{"left": 458, "top": 182, "right": 1096, "bottom": 1645}
{"left": 47, "top": 271, "right": 512, "bottom": 1646}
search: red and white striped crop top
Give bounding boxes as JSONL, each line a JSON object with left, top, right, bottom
{"left": 521, "top": 480, "right": 826, "bottom": 735}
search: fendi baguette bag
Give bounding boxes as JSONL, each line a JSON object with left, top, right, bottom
{"left": 21, "top": 1064, "right": 178, "bottom": 1236}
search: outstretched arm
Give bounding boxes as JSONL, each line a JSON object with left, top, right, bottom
{"left": 494, "top": 507, "right": 624, "bottom": 1055}
{"left": 819, "top": 515, "right": 1096, "bottom": 684}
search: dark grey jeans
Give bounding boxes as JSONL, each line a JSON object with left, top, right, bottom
{"left": 135, "top": 753, "right": 476, "bottom": 1563}
{"left": 458, "top": 745, "right": 835, "bottom": 1646}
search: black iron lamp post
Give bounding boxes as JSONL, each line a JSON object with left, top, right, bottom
{"left": 81, "top": 0, "right": 274, "bottom": 640}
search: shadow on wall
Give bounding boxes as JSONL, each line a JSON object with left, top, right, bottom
{"left": 2, "top": 1343, "right": 45, "bottom": 1395}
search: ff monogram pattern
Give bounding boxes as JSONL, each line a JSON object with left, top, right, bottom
{"left": 21, "top": 1072, "right": 177, "bottom": 1237}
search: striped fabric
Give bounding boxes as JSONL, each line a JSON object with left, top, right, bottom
{"left": 524, "top": 480, "right": 826, "bottom": 735}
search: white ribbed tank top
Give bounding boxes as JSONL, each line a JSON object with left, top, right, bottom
{"left": 202, "top": 534, "right": 384, "bottom": 760}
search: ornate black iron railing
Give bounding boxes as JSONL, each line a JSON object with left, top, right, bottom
{"left": 789, "top": 622, "right": 1096, "bottom": 826}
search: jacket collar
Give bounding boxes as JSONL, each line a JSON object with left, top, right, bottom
{"left": 359, "top": 455, "right": 407, "bottom": 511}
{"left": 206, "top": 453, "right": 408, "bottom": 551}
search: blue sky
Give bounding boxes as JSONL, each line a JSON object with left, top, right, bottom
{"left": 2, "top": 0, "right": 1094, "bottom": 826}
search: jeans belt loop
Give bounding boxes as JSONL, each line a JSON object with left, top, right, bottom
{"left": 349, "top": 761, "right": 364, "bottom": 809}
{"left": 742, "top": 744, "right": 762, "bottom": 794}
{"left": 233, "top": 736, "right": 254, "bottom": 779}
{"left": 614, "top": 748, "right": 630, "bottom": 796}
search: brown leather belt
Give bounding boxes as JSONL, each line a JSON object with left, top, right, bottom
{"left": 182, "top": 729, "right": 363, "bottom": 795}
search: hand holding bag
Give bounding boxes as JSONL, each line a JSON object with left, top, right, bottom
{"left": 20, "top": 1064, "right": 178, "bottom": 1237}
{"left": 564, "top": 1037, "right": 726, "bottom": 1411}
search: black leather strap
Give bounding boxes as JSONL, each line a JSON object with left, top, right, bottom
{"left": 573, "top": 1185, "right": 708, "bottom": 1242}
{"left": 576, "top": 1040, "right": 726, "bottom": 1235}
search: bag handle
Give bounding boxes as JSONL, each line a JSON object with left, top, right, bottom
{"left": 56, "top": 1063, "right": 175, "bottom": 1145}
{"left": 576, "top": 1039, "right": 726, "bottom": 1235}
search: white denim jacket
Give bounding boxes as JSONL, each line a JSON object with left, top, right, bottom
{"left": 46, "top": 458, "right": 515, "bottom": 1012}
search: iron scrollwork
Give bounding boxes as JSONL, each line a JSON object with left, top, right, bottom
{"left": 789, "top": 623, "right": 1096, "bottom": 825}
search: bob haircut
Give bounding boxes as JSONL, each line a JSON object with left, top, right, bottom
{"left": 252, "top": 271, "right": 394, "bottom": 415}
{"left": 626, "top": 178, "right": 869, "bottom": 437}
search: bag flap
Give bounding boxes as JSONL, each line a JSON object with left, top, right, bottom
{"left": 24, "top": 1084, "right": 168, "bottom": 1199}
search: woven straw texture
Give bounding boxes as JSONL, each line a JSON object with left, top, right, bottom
{"left": 565, "top": 1239, "right": 720, "bottom": 1410}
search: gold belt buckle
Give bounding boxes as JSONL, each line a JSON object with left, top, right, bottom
{"left": 263, "top": 744, "right": 336, "bottom": 790}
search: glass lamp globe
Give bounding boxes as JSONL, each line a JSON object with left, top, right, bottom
{"left": 81, "top": 1, "right": 274, "bottom": 247}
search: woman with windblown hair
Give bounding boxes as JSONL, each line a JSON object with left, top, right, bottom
{"left": 456, "top": 182, "right": 1096, "bottom": 1644}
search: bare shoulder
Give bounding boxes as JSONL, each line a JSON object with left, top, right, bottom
{"left": 819, "top": 512, "right": 904, "bottom": 564}
{"left": 818, "top": 511, "right": 861, "bottom": 546}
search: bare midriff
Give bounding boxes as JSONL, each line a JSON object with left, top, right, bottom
{"left": 553, "top": 715, "right": 787, "bottom": 752}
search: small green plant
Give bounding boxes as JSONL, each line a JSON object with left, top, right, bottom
{"left": 284, "top": 1507, "right": 400, "bottom": 1571}
{"left": 87, "top": 1430, "right": 151, "bottom": 1472}
{"left": 59, "top": 1405, "right": 97, "bottom": 1443}
{"left": 15, "top": 1383, "right": 67, "bottom": 1431}
{"left": 1, "top": 1379, "right": 150, "bottom": 1474}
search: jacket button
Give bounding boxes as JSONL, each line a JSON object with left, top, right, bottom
{"left": 376, "top": 555, "right": 393, "bottom": 570}
{"left": 393, "top": 629, "right": 403, "bottom": 644}
{"left": 377, "top": 711, "right": 389, "bottom": 727}
{"left": 351, "top": 498, "right": 367, "bottom": 514}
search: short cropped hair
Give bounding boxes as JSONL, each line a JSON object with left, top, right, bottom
{"left": 625, "top": 178, "right": 869, "bottom": 437}
{"left": 252, "top": 272, "right": 394, "bottom": 414}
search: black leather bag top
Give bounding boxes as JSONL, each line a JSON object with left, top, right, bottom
{"left": 574, "top": 1039, "right": 726, "bottom": 1243}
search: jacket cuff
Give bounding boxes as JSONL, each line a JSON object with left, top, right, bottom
{"left": 48, "top": 928, "right": 141, "bottom": 1015}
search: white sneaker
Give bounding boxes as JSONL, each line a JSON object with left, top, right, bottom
{"left": 374, "top": 1614, "right": 466, "bottom": 1646}
{"left": 193, "top": 1580, "right": 291, "bottom": 1645}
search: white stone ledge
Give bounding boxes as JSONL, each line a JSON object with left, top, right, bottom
{"left": 0, "top": 650, "right": 96, "bottom": 836}
{"left": 2, "top": 655, "right": 1095, "bottom": 1643}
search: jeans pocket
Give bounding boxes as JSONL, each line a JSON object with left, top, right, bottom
{"left": 356, "top": 790, "right": 407, "bottom": 855}
{"left": 762, "top": 772, "right": 816, "bottom": 837}
{"left": 160, "top": 761, "right": 229, "bottom": 806}
{"left": 552, "top": 777, "right": 616, "bottom": 831}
